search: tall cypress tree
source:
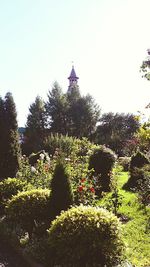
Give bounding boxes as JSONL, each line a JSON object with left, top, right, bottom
{"left": 50, "top": 161, "right": 73, "bottom": 221}
{"left": 0, "top": 92, "right": 20, "bottom": 179}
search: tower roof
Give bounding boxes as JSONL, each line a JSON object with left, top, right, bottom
{"left": 68, "top": 66, "right": 79, "bottom": 80}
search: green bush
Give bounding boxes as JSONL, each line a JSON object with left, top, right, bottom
{"left": 44, "top": 134, "right": 98, "bottom": 158}
{"left": 123, "top": 151, "right": 150, "bottom": 190}
{"left": 124, "top": 165, "right": 150, "bottom": 195}
{"left": 0, "top": 178, "right": 28, "bottom": 214}
{"left": 49, "top": 161, "right": 73, "bottom": 222}
{"left": 47, "top": 205, "right": 125, "bottom": 267}
{"left": 130, "top": 151, "right": 149, "bottom": 170}
{"left": 44, "top": 133, "right": 76, "bottom": 156}
{"left": 89, "top": 146, "right": 116, "bottom": 192}
{"left": 136, "top": 166, "right": 150, "bottom": 206}
{"left": 6, "top": 189, "right": 50, "bottom": 238}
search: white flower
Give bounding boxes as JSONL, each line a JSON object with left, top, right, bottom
{"left": 40, "top": 153, "right": 45, "bottom": 160}
{"left": 31, "top": 166, "right": 36, "bottom": 173}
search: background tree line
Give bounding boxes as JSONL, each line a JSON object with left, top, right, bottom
{"left": 22, "top": 82, "right": 140, "bottom": 156}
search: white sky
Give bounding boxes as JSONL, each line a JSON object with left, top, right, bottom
{"left": 0, "top": 0, "right": 150, "bottom": 126}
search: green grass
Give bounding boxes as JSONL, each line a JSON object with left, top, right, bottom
{"left": 97, "top": 170, "right": 150, "bottom": 267}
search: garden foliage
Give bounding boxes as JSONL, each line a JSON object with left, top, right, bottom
{"left": 49, "top": 161, "right": 73, "bottom": 221}
{"left": 47, "top": 205, "right": 125, "bottom": 267}
{"left": 6, "top": 189, "right": 50, "bottom": 238}
{"left": 0, "top": 177, "right": 28, "bottom": 214}
{"left": 89, "top": 146, "right": 116, "bottom": 192}
{"left": 124, "top": 151, "right": 150, "bottom": 190}
{"left": 130, "top": 150, "right": 149, "bottom": 170}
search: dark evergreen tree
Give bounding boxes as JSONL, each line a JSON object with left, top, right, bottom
{"left": 23, "top": 96, "right": 47, "bottom": 155}
{"left": 49, "top": 161, "right": 73, "bottom": 221}
{"left": 46, "top": 82, "right": 68, "bottom": 135}
{"left": 46, "top": 82, "right": 100, "bottom": 138}
{"left": 0, "top": 92, "right": 20, "bottom": 179}
{"left": 68, "top": 94, "right": 100, "bottom": 138}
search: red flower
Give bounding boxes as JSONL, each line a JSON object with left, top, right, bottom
{"left": 90, "top": 187, "right": 95, "bottom": 193}
{"left": 78, "top": 186, "right": 83, "bottom": 192}
{"left": 81, "top": 178, "right": 86, "bottom": 183}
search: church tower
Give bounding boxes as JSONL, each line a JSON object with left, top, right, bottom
{"left": 68, "top": 65, "right": 79, "bottom": 90}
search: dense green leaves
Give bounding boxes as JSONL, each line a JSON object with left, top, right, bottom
{"left": 47, "top": 205, "right": 125, "bottom": 267}
{"left": 95, "top": 112, "right": 140, "bottom": 156}
{"left": 89, "top": 146, "right": 116, "bottom": 192}
{"left": 23, "top": 96, "right": 47, "bottom": 155}
{"left": 0, "top": 92, "right": 20, "bottom": 179}
{"left": 6, "top": 189, "right": 50, "bottom": 238}
{"left": 49, "top": 162, "right": 73, "bottom": 221}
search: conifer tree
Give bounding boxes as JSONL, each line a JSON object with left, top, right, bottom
{"left": 50, "top": 161, "right": 73, "bottom": 221}
{"left": 23, "top": 96, "right": 46, "bottom": 154}
{"left": 46, "top": 82, "right": 68, "bottom": 135}
{"left": 0, "top": 92, "right": 20, "bottom": 179}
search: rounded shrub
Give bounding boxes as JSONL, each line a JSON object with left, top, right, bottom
{"left": 6, "top": 189, "right": 50, "bottom": 238}
{"left": 89, "top": 146, "right": 116, "bottom": 192}
{"left": 123, "top": 151, "right": 150, "bottom": 190}
{"left": 130, "top": 151, "right": 149, "bottom": 170}
{"left": 47, "top": 205, "right": 125, "bottom": 267}
{"left": 0, "top": 178, "right": 28, "bottom": 214}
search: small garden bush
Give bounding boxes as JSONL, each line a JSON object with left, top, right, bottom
{"left": 47, "top": 205, "right": 125, "bottom": 267}
{"left": 130, "top": 150, "right": 149, "bottom": 170}
{"left": 6, "top": 189, "right": 51, "bottom": 238}
{"left": 89, "top": 146, "right": 116, "bottom": 192}
{"left": 136, "top": 166, "right": 150, "bottom": 206}
{"left": 49, "top": 161, "right": 73, "bottom": 222}
{"left": 0, "top": 178, "right": 28, "bottom": 214}
{"left": 124, "top": 151, "right": 150, "bottom": 190}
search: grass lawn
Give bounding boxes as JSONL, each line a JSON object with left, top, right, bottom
{"left": 97, "top": 170, "right": 150, "bottom": 267}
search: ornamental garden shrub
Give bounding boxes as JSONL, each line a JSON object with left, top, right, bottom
{"left": 129, "top": 150, "right": 149, "bottom": 170}
{"left": 135, "top": 166, "right": 150, "bottom": 206}
{"left": 47, "top": 205, "right": 125, "bottom": 267}
{"left": 0, "top": 177, "right": 28, "bottom": 215}
{"left": 89, "top": 146, "right": 117, "bottom": 193}
{"left": 124, "top": 151, "right": 150, "bottom": 190}
{"left": 44, "top": 133, "right": 76, "bottom": 156}
{"left": 6, "top": 189, "right": 50, "bottom": 239}
{"left": 49, "top": 161, "right": 73, "bottom": 222}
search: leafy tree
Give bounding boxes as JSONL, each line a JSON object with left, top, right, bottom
{"left": 0, "top": 93, "right": 20, "bottom": 179}
{"left": 68, "top": 94, "right": 100, "bottom": 138}
{"left": 67, "top": 84, "right": 81, "bottom": 102}
{"left": 136, "top": 120, "right": 150, "bottom": 153}
{"left": 46, "top": 82, "right": 100, "bottom": 138}
{"left": 140, "top": 49, "right": 150, "bottom": 107}
{"left": 46, "top": 82, "right": 68, "bottom": 135}
{"left": 49, "top": 161, "right": 73, "bottom": 222}
{"left": 95, "top": 112, "right": 140, "bottom": 156}
{"left": 23, "top": 96, "right": 47, "bottom": 155}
